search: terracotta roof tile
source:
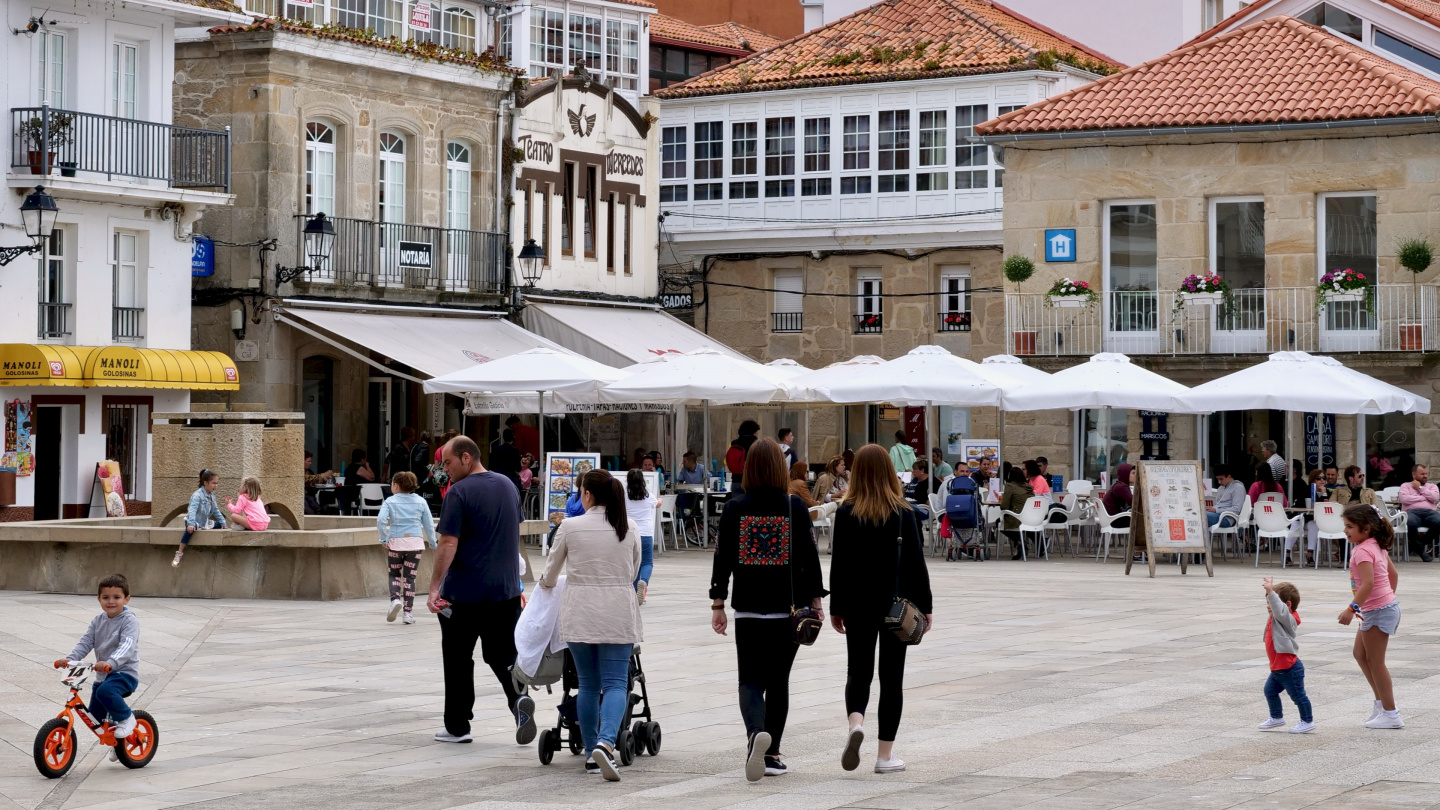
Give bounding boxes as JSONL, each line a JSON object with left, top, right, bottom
{"left": 977, "top": 17, "right": 1440, "bottom": 136}
{"left": 653, "top": 0, "right": 1123, "bottom": 99}
{"left": 651, "top": 14, "right": 749, "bottom": 52}
{"left": 700, "top": 21, "right": 783, "bottom": 52}
{"left": 173, "top": 0, "right": 244, "bottom": 14}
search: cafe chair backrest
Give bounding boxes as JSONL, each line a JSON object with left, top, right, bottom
{"left": 1252, "top": 500, "right": 1292, "bottom": 532}
{"left": 1314, "top": 501, "right": 1346, "bottom": 534}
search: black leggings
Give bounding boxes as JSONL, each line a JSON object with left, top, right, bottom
{"left": 843, "top": 617, "right": 907, "bottom": 742}
{"left": 735, "top": 618, "right": 799, "bottom": 756}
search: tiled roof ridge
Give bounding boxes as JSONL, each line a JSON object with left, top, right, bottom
{"left": 937, "top": 0, "right": 1039, "bottom": 60}
{"left": 986, "top": 0, "right": 1125, "bottom": 67}
{"left": 1291, "top": 16, "right": 1440, "bottom": 108}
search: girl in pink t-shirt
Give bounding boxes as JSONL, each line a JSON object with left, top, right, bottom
{"left": 226, "top": 477, "right": 271, "bottom": 532}
{"left": 1339, "top": 504, "right": 1402, "bottom": 729}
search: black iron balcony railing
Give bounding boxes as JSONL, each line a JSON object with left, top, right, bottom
{"left": 938, "top": 310, "right": 971, "bottom": 332}
{"left": 772, "top": 311, "right": 803, "bottom": 332}
{"left": 38, "top": 302, "right": 70, "bottom": 339}
{"left": 113, "top": 307, "right": 145, "bottom": 341}
{"left": 854, "top": 313, "right": 883, "bottom": 334}
{"left": 295, "top": 215, "right": 506, "bottom": 294}
{"left": 11, "top": 106, "right": 230, "bottom": 191}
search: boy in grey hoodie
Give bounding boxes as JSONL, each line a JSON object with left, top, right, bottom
{"left": 1257, "top": 578, "right": 1313, "bottom": 733}
{"left": 54, "top": 574, "right": 141, "bottom": 746}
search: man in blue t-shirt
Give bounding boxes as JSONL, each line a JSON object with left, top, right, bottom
{"left": 427, "top": 436, "right": 535, "bottom": 746}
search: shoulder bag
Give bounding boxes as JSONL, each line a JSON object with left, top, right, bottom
{"left": 883, "top": 508, "right": 927, "bottom": 645}
{"left": 788, "top": 495, "right": 823, "bottom": 646}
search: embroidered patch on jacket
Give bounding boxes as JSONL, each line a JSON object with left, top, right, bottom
{"left": 739, "top": 516, "right": 790, "bottom": 565}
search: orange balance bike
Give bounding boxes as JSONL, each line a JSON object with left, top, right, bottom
{"left": 34, "top": 663, "right": 158, "bottom": 778}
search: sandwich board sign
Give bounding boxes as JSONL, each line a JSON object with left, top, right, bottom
{"left": 1124, "top": 460, "right": 1214, "bottom": 577}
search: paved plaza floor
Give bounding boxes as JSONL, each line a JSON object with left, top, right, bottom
{"left": 2, "top": 551, "right": 1440, "bottom": 810}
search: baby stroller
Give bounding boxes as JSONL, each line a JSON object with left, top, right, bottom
{"left": 531, "top": 646, "right": 662, "bottom": 766}
{"left": 943, "top": 475, "right": 985, "bottom": 560}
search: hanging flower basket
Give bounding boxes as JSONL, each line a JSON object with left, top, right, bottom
{"left": 1316, "top": 268, "right": 1372, "bottom": 310}
{"left": 1181, "top": 292, "right": 1224, "bottom": 307}
{"left": 1172, "top": 273, "right": 1233, "bottom": 314}
{"left": 1044, "top": 278, "right": 1098, "bottom": 309}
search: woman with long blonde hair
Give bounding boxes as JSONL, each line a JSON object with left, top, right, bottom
{"left": 829, "top": 444, "right": 932, "bottom": 775}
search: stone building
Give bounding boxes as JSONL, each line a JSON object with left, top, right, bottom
{"left": 653, "top": 0, "right": 1121, "bottom": 465}
{"left": 973, "top": 14, "right": 1440, "bottom": 484}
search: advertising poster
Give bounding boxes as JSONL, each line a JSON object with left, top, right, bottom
{"left": 543, "top": 452, "right": 601, "bottom": 530}
{"left": 1127, "top": 461, "right": 1212, "bottom": 578}
{"left": 5, "top": 400, "right": 33, "bottom": 476}
{"left": 98, "top": 461, "right": 127, "bottom": 517}
{"left": 959, "top": 439, "right": 999, "bottom": 472}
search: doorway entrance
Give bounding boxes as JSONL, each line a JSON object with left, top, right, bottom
{"left": 1207, "top": 409, "right": 1289, "bottom": 486}
{"left": 33, "top": 406, "right": 62, "bottom": 520}
{"left": 303, "top": 356, "right": 334, "bottom": 470}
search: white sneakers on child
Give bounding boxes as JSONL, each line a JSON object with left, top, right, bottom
{"left": 108, "top": 746, "right": 119, "bottom": 762}
{"left": 874, "top": 757, "right": 907, "bottom": 773}
{"left": 402, "top": 611, "right": 415, "bottom": 624}
{"left": 171, "top": 549, "right": 184, "bottom": 567}
{"left": 434, "top": 729, "right": 472, "bottom": 743}
{"left": 1257, "top": 717, "right": 1286, "bottom": 730}
{"left": 387, "top": 599, "right": 403, "bottom": 622}
{"left": 1365, "top": 712, "right": 1405, "bottom": 729}
{"left": 113, "top": 714, "right": 137, "bottom": 739}
{"left": 1290, "top": 721, "right": 1315, "bottom": 734}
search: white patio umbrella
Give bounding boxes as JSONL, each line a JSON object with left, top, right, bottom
{"left": 975, "top": 355, "right": 1053, "bottom": 480}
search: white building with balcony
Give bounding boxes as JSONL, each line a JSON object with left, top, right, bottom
{"left": 0, "top": 0, "right": 242, "bottom": 521}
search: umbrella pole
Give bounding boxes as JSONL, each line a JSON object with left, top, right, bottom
{"left": 704, "top": 399, "right": 711, "bottom": 549}
{"left": 539, "top": 389, "right": 546, "bottom": 466}
{"left": 998, "top": 408, "right": 1006, "bottom": 479}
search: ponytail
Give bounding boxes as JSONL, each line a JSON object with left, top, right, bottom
{"left": 580, "top": 469, "right": 629, "bottom": 541}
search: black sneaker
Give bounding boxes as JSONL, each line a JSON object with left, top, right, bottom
{"left": 515, "top": 695, "right": 537, "bottom": 745}
{"left": 593, "top": 743, "right": 621, "bottom": 782}
{"left": 585, "top": 758, "right": 599, "bottom": 775}
{"left": 745, "top": 731, "right": 770, "bottom": 782}
{"left": 764, "top": 755, "right": 787, "bottom": 776}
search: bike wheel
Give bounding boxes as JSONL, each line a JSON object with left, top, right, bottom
{"left": 537, "top": 729, "right": 554, "bottom": 765}
{"left": 34, "top": 718, "right": 77, "bottom": 778}
{"left": 115, "top": 711, "right": 159, "bottom": 769}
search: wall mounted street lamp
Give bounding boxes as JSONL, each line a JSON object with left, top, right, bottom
{"left": 0, "top": 186, "right": 59, "bottom": 266}
{"left": 517, "top": 238, "right": 546, "bottom": 286}
{"left": 274, "top": 212, "right": 336, "bottom": 285}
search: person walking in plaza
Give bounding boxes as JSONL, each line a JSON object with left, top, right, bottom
{"left": 888, "top": 432, "right": 916, "bottom": 479}
{"left": 624, "top": 469, "right": 658, "bottom": 605}
{"left": 377, "top": 471, "right": 438, "bottom": 625}
{"left": 813, "top": 456, "right": 849, "bottom": 503}
{"left": 427, "top": 436, "right": 535, "bottom": 746}
{"left": 829, "top": 444, "right": 932, "bottom": 775}
{"left": 1339, "top": 504, "right": 1405, "bottom": 728}
{"left": 710, "top": 439, "right": 826, "bottom": 781}
{"left": 172, "top": 469, "right": 225, "bottom": 567}
{"left": 1257, "top": 578, "right": 1313, "bottom": 733}
{"left": 1397, "top": 463, "right": 1438, "bottom": 561}
{"left": 726, "top": 420, "right": 761, "bottom": 491}
{"left": 539, "top": 469, "right": 643, "bottom": 780}
{"left": 999, "top": 465, "right": 1035, "bottom": 560}
{"left": 1260, "top": 440, "right": 1286, "bottom": 485}
{"left": 54, "top": 574, "right": 142, "bottom": 760}
{"left": 224, "top": 477, "right": 270, "bottom": 532}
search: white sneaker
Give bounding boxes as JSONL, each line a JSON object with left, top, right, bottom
{"left": 745, "top": 731, "right": 770, "bottom": 782}
{"left": 875, "top": 756, "right": 906, "bottom": 774}
{"left": 1365, "top": 712, "right": 1405, "bottom": 729}
{"left": 402, "top": 611, "right": 415, "bottom": 624}
{"left": 434, "top": 729, "right": 472, "bottom": 743}
{"left": 387, "top": 599, "right": 403, "bottom": 622}
{"left": 113, "top": 714, "right": 137, "bottom": 739}
{"left": 1290, "top": 721, "right": 1316, "bottom": 734}
{"left": 171, "top": 549, "right": 184, "bottom": 567}
{"left": 1366, "top": 700, "right": 1383, "bottom": 723}
{"left": 1257, "top": 717, "right": 1286, "bottom": 730}
{"left": 840, "top": 726, "right": 864, "bottom": 772}
{"left": 108, "top": 746, "right": 119, "bottom": 762}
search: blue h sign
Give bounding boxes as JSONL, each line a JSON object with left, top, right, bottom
{"left": 1044, "top": 229, "right": 1076, "bottom": 263}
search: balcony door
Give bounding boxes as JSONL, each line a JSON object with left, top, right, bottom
{"left": 1104, "top": 201, "right": 1159, "bottom": 353}
{"left": 377, "top": 131, "right": 407, "bottom": 286}
{"left": 1318, "top": 192, "right": 1378, "bottom": 351}
{"left": 445, "top": 141, "right": 471, "bottom": 290}
{"left": 1209, "top": 197, "right": 1267, "bottom": 352}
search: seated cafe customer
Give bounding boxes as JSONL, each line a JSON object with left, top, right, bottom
{"left": 1398, "top": 464, "right": 1439, "bottom": 562}
{"left": 1331, "top": 465, "right": 1383, "bottom": 510}
{"left": 1207, "top": 465, "right": 1245, "bottom": 528}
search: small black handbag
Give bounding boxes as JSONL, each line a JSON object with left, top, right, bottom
{"left": 882, "top": 509, "right": 927, "bottom": 646}
{"left": 788, "top": 497, "right": 823, "bottom": 646}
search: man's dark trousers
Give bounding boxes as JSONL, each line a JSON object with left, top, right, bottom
{"left": 440, "top": 596, "right": 523, "bottom": 736}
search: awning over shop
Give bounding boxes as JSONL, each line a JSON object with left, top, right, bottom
{"left": 522, "top": 302, "right": 753, "bottom": 368}
{"left": 0, "top": 345, "right": 238, "bottom": 390}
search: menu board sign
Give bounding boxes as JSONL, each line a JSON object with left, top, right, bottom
{"left": 543, "top": 453, "right": 602, "bottom": 547}
{"left": 1125, "top": 460, "right": 1213, "bottom": 578}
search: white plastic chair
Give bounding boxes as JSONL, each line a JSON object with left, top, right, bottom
{"left": 1045, "top": 497, "right": 1092, "bottom": 557}
{"left": 657, "top": 494, "right": 680, "bottom": 553}
{"left": 1386, "top": 505, "right": 1409, "bottom": 565}
{"left": 1312, "top": 502, "right": 1347, "bottom": 569}
{"left": 809, "top": 505, "right": 835, "bottom": 552}
{"left": 1253, "top": 500, "right": 1302, "bottom": 567}
{"left": 1000, "top": 496, "right": 1049, "bottom": 561}
{"left": 1208, "top": 496, "right": 1251, "bottom": 560}
{"left": 1092, "top": 503, "right": 1131, "bottom": 563}
{"left": 1256, "top": 491, "right": 1284, "bottom": 505}
{"left": 358, "top": 483, "right": 386, "bottom": 516}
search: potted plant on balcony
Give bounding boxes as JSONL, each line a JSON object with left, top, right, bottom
{"left": 1045, "top": 277, "right": 1099, "bottom": 308}
{"left": 1315, "top": 268, "right": 1372, "bottom": 309}
{"left": 1398, "top": 237, "right": 1433, "bottom": 351}
{"left": 1174, "top": 272, "right": 1232, "bottom": 312}
{"left": 1003, "top": 254, "right": 1037, "bottom": 355}
{"left": 20, "top": 112, "right": 74, "bottom": 176}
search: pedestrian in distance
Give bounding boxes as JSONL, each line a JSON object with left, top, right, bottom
{"left": 539, "top": 469, "right": 643, "bottom": 781}
{"left": 1256, "top": 578, "right": 1314, "bottom": 734}
{"left": 710, "top": 438, "right": 826, "bottom": 781}
{"left": 224, "top": 477, "right": 270, "bottom": 532}
{"left": 172, "top": 469, "right": 224, "bottom": 567}
{"left": 377, "top": 471, "right": 438, "bottom": 625}
{"left": 427, "top": 436, "right": 536, "bottom": 746}
{"left": 1339, "top": 504, "right": 1405, "bottom": 729}
{"left": 624, "top": 469, "right": 659, "bottom": 605}
{"left": 54, "top": 574, "right": 141, "bottom": 760}
{"left": 830, "top": 444, "right": 932, "bottom": 775}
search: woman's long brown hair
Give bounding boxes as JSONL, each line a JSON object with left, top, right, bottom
{"left": 580, "top": 469, "right": 629, "bottom": 541}
{"left": 842, "top": 443, "right": 910, "bottom": 524}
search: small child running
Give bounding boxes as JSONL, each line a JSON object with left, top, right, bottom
{"left": 53, "top": 574, "right": 141, "bottom": 762}
{"left": 173, "top": 469, "right": 225, "bottom": 567}
{"left": 1257, "top": 578, "right": 1313, "bottom": 733}
{"left": 1340, "top": 503, "right": 1404, "bottom": 729}
{"left": 226, "top": 477, "right": 270, "bottom": 532}
{"left": 376, "top": 471, "right": 437, "bottom": 624}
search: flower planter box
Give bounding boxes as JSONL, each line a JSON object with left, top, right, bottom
{"left": 1401, "top": 323, "right": 1424, "bottom": 351}
{"left": 1048, "top": 295, "right": 1091, "bottom": 308}
{"left": 1180, "top": 292, "right": 1224, "bottom": 307}
{"left": 1325, "top": 289, "right": 1365, "bottom": 303}
{"left": 1012, "top": 330, "right": 1037, "bottom": 355}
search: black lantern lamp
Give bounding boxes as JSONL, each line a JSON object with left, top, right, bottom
{"left": 276, "top": 212, "right": 336, "bottom": 285}
{"left": 0, "top": 186, "right": 59, "bottom": 266}
{"left": 517, "top": 238, "right": 546, "bottom": 286}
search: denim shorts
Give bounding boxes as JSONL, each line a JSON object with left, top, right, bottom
{"left": 1359, "top": 600, "right": 1401, "bottom": 635}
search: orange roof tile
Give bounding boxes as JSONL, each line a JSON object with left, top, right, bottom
{"left": 653, "top": 0, "right": 1123, "bottom": 99}
{"left": 701, "top": 21, "right": 783, "bottom": 52}
{"left": 651, "top": 14, "right": 750, "bottom": 52}
{"left": 977, "top": 16, "right": 1440, "bottom": 136}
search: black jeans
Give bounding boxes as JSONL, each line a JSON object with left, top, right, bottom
{"left": 735, "top": 618, "right": 799, "bottom": 756}
{"left": 439, "top": 597, "right": 522, "bottom": 736}
{"left": 1405, "top": 508, "right": 1440, "bottom": 554}
{"left": 843, "top": 617, "right": 908, "bottom": 742}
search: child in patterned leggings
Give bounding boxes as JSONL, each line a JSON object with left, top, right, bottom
{"left": 377, "top": 471, "right": 438, "bottom": 624}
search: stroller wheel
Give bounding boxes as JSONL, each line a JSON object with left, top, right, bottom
{"left": 617, "top": 728, "right": 636, "bottom": 766}
{"left": 644, "top": 722, "right": 661, "bottom": 756}
{"left": 630, "top": 720, "right": 648, "bottom": 752}
{"left": 538, "top": 729, "right": 554, "bottom": 765}
{"left": 568, "top": 723, "right": 583, "bottom": 755}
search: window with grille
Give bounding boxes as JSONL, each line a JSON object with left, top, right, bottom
{"left": 446, "top": 142, "right": 471, "bottom": 230}
{"left": 773, "top": 269, "right": 803, "bottom": 332}
{"left": 953, "top": 104, "right": 988, "bottom": 189}
{"left": 917, "top": 110, "right": 948, "bottom": 191}
{"left": 112, "top": 231, "right": 144, "bottom": 341}
{"left": 569, "top": 14, "right": 602, "bottom": 71}
{"left": 531, "top": 8, "right": 565, "bottom": 74}
{"left": 661, "top": 126, "right": 687, "bottom": 202}
{"left": 695, "top": 122, "right": 723, "bottom": 180}
{"left": 843, "top": 115, "right": 870, "bottom": 170}
{"left": 765, "top": 117, "right": 795, "bottom": 177}
{"left": 855, "top": 270, "right": 883, "bottom": 332}
{"left": 104, "top": 401, "right": 146, "bottom": 500}
{"left": 938, "top": 267, "right": 971, "bottom": 332}
{"left": 39, "top": 228, "right": 69, "bottom": 339}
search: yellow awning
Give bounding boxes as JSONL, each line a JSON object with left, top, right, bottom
{"left": 85, "top": 347, "right": 240, "bottom": 390}
{"left": 0, "top": 345, "right": 239, "bottom": 390}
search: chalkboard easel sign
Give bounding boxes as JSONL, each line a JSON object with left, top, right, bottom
{"left": 1124, "top": 460, "right": 1214, "bottom": 578}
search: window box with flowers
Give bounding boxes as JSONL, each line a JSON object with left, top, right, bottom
{"left": 1174, "top": 273, "right": 1233, "bottom": 312}
{"left": 1044, "top": 278, "right": 1099, "bottom": 308}
{"left": 1315, "top": 268, "right": 1372, "bottom": 309}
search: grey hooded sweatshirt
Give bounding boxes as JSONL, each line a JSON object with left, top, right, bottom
{"left": 1266, "top": 592, "right": 1299, "bottom": 656}
{"left": 66, "top": 607, "right": 140, "bottom": 683}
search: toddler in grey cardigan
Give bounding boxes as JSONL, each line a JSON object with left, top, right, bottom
{"left": 1258, "top": 578, "right": 1313, "bottom": 733}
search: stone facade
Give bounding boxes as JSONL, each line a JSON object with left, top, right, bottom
{"left": 151, "top": 411, "right": 306, "bottom": 528}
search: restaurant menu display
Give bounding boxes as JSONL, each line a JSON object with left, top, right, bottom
{"left": 543, "top": 452, "right": 602, "bottom": 528}
{"left": 959, "top": 439, "right": 999, "bottom": 472}
{"left": 1126, "top": 461, "right": 1213, "bottom": 578}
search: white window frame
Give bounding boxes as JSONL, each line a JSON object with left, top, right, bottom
{"left": 305, "top": 122, "right": 337, "bottom": 217}
{"left": 1316, "top": 190, "right": 1378, "bottom": 348}
{"left": 938, "top": 265, "right": 970, "bottom": 317}
{"left": 39, "top": 225, "right": 72, "bottom": 341}
{"left": 1102, "top": 199, "right": 1160, "bottom": 352}
{"left": 446, "top": 141, "right": 472, "bottom": 230}
{"left": 773, "top": 269, "right": 803, "bottom": 313}
{"left": 378, "top": 131, "right": 407, "bottom": 224}
{"left": 38, "top": 30, "right": 66, "bottom": 108}
{"left": 856, "top": 269, "right": 882, "bottom": 318}
{"left": 112, "top": 41, "right": 138, "bottom": 119}
{"left": 1207, "top": 195, "right": 1266, "bottom": 351}
{"left": 112, "top": 230, "right": 145, "bottom": 342}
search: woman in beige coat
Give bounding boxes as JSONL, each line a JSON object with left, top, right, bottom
{"left": 539, "top": 469, "right": 642, "bottom": 781}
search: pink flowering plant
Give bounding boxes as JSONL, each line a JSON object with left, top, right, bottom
{"left": 1172, "top": 272, "right": 1234, "bottom": 314}
{"left": 1315, "top": 268, "right": 1373, "bottom": 310}
{"left": 1044, "top": 277, "right": 1099, "bottom": 307}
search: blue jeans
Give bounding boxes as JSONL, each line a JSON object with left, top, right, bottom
{"left": 1264, "top": 661, "right": 1312, "bottom": 723}
{"left": 89, "top": 672, "right": 138, "bottom": 725}
{"left": 633, "top": 536, "right": 654, "bottom": 588}
{"left": 1205, "top": 512, "right": 1236, "bottom": 528}
{"left": 568, "top": 642, "right": 632, "bottom": 754}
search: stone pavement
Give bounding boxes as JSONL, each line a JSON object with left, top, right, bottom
{"left": 2, "top": 552, "right": 1440, "bottom": 810}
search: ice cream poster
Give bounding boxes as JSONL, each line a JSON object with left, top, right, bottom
{"left": 4, "top": 400, "right": 33, "bottom": 477}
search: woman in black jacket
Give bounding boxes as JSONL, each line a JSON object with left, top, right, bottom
{"left": 830, "top": 443, "right": 933, "bottom": 775}
{"left": 710, "top": 438, "right": 827, "bottom": 782}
